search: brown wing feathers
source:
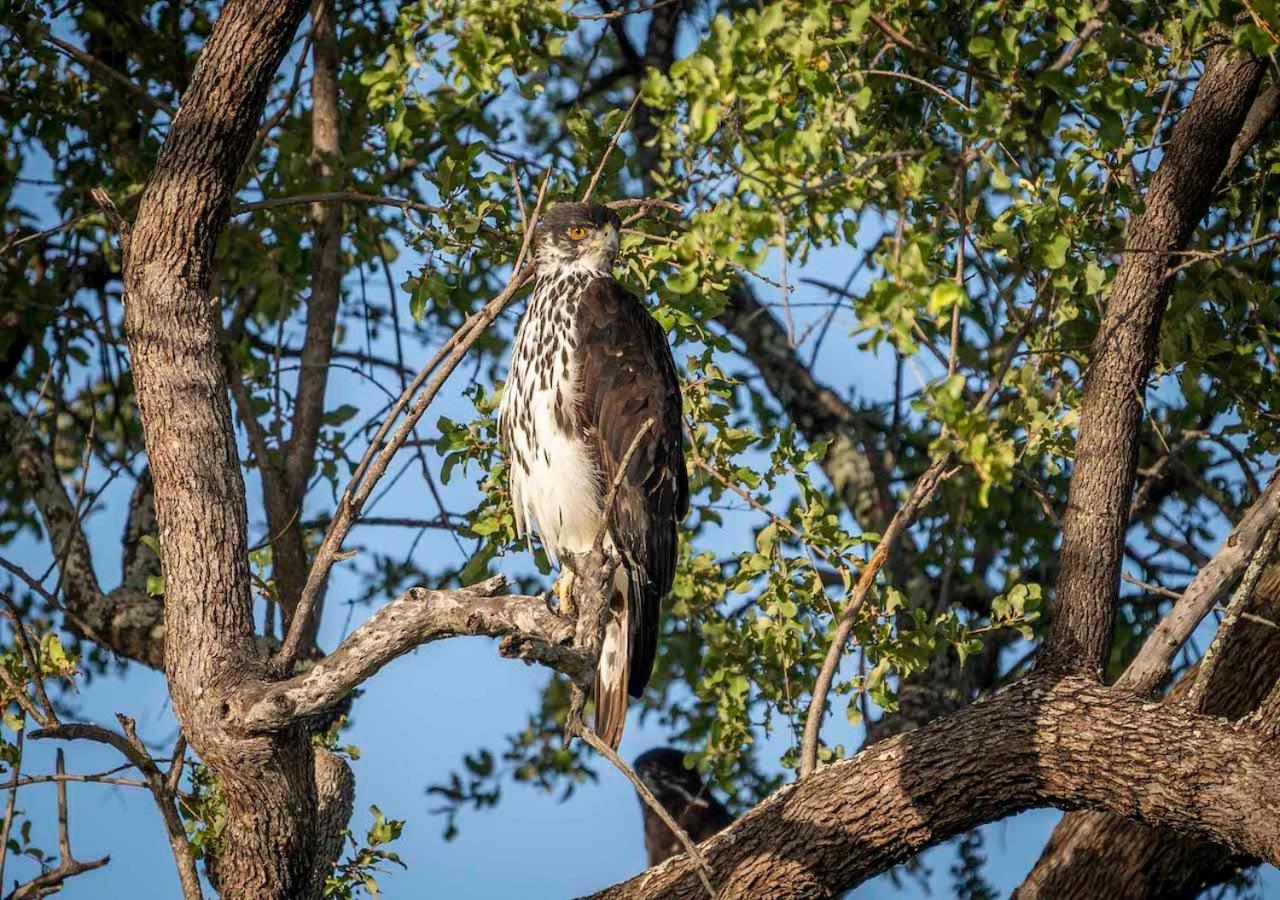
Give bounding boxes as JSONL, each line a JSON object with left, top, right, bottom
{"left": 574, "top": 278, "right": 687, "bottom": 700}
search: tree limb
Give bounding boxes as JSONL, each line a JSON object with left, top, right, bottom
{"left": 234, "top": 575, "right": 582, "bottom": 732}
{"left": 590, "top": 675, "right": 1280, "bottom": 899}
{"left": 0, "top": 397, "right": 165, "bottom": 668}
{"left": 1043, "top": 45, "right": 1266, "bottom": 675}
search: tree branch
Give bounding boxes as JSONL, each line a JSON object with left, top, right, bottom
{"left": 1118, "top": 470, "right": 1280, "bottom": 695}
{"left": 1043, "top": 45, "right": 1266, "bottom": 675}
{"left": 590, "top": 675, "right": 1280, "bottom": 899}
{"left": 0, "top": 397, "right": 165, "bottom": 668}
{"left": 235, "top": 575, "right": 582, "bottom": 733}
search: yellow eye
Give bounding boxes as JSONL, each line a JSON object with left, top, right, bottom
{"left": 566, "top": 225, "right": 589, "bottom": 240}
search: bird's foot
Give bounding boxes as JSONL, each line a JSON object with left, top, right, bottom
{"left": 551, "top": 571, "right": 578, "bottom": 619}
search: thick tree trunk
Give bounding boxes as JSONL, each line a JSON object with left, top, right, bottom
{"left": 1044, "top": 45, "right": 1265, "bottom": 674}
{"left": 119, "top": 1, "right": 317, "bottom": 897}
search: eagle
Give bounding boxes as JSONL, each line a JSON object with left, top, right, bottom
{"left": 634, "top": 747, "right": 733, "bottom": 864}
{"left": 499, "top": 201, "right": 688, "bottom": 748}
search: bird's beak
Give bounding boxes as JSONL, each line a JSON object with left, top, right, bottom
{"left": 591, "top": 225, "right": 619, "bottom": 253}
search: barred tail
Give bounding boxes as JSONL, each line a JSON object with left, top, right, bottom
{"left": 594, "top": 585, "right": 631, "bottom": 749}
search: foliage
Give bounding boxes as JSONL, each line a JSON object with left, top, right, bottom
{"left": 1, "top": 0, "right": 1278, "bottom": 893}
{"left": 323, "top": 806, "right": 407, "bottom": 899}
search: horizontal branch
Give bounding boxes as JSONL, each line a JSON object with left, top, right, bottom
{"left": 590, "top": 674, "right": 1280, "bottom": 899}
{"left": 234, "top": 575, "right": 582, "bottom": 732}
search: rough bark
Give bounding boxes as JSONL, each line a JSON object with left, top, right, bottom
{"left": 119, "top": 1, "right": 315, "bottom": 897}
{"left": 1044, "top": 45, "right": 1265, "bottom": 675}
{"left": 590, "top": 675, "right": 1280, "bottom": 900}
{"left": 1015, "top": 564, "right": 1280, "bottom": 900}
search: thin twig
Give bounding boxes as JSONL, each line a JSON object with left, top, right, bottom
{"left": 43, "top": 35, "right": 176, "bottom": 116}
{"left": 6, "top": 748, "right": 113, "bottom": 899}
{"left": 776, "top": 210, "right": 795, "bottom": 348}
{"left": 799, "top": 455, "right": 957, "bottom": 778}
{"left": 0, "top": 211, "right": 98, "bottom": 256}
{"left": 572, "top": 0, "right": 682, "bottom": 20}
{"left": 582, "top": 92, "right": 643, "bottom": 203}
{"left": 0, "top": 725, "right": 22, "bottom": 892}
{"left": 0, "top": 594, "right": 56, "bottom": 728}
{"left": 868, "top": 13, "right": 997, "bottom": 83}
{"left": 577, "top": 725, "right": 717, "bottom": 898}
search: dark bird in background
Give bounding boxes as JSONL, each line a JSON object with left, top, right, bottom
{"left": 634, "top": 747, "right": 734, "bottom": 865}
{"left": 499, "top": 202, "right": 688, "bottom": 748}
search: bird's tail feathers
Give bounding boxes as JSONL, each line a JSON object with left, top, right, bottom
{"left": 594, "top": 592, "right": 631, "bottom": 750}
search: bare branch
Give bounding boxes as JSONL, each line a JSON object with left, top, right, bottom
{"left": 1186, "top": 512, "right": 1280, "bottom": 710}
{"left": 29, "top": 722, "right": 202, "bottom": 900}
{"left": 581, "top": 92, "right": 642, "bottom": 203}
{"left": 238, "top": 576, "right": 581, "bottom": 732}
{"left": 41, "top": 35, "right": 176, "bottom": 116}
{"left": 577, "top": 726, "right": 716, "bottom": 898}
{"left": 799, "top": 455, "right": 956, "bottom": 777}
{"left": 8, "top": 749, "right": 111, "bottom": 900}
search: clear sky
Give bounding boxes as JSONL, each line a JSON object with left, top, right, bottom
{"left": 5, "top": 15, "right": 1278, "bottom": 900}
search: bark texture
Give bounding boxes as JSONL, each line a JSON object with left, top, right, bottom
{"left": 120, "top": 1, "right": 315, "bottom": 896}
{"left": 1044, "top": 46, "right": 1265, "bottom": 675}
{"left": 1015, "top": 563, "right": 1280, "bottom": 899}
{"left": 590, "top": 675, "right": 1280, "bottom": 900}
{"left": 265, "top": 0, "right": 345, "bottom": 633}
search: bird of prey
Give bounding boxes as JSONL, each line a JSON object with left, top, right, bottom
{"left": 634, "top": 747, "right": 733, "bottom": 865}
{"left": 499, "top": 201, "right": 688, "bottom": 749}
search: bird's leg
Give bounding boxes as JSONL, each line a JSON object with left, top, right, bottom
{"left": 552, "top": 569, "right": 578, "bottom": 618}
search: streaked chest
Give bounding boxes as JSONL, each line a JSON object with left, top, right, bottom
{"left": 500, "top": 272, "right": 603, "bottom": 560}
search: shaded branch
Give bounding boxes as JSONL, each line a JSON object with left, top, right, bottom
{"left": 590, "top": 675, "right": 1280, "bottom": 900}
{"left": 1118, "top": 470, "right": 1280, "bottom": 695}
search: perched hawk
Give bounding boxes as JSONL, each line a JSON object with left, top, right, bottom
{"left": 634, "top": 747, "right": 733, "bottom": 865}
{"left": 499, "top": 202, "right": 688, "bottom": 748}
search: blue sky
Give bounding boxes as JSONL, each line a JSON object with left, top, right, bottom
{"left": 5, "top": 10, "right": 1278, "bottom": 900}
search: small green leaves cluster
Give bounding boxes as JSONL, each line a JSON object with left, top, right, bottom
{"left": 324, "top": 806, "right": 407, "bottom": 899}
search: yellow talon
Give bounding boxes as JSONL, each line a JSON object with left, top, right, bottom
{"left": 553, "top": 571, "right": 578, "bottom": 618}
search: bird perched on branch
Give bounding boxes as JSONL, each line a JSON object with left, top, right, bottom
{"left": 499, "top": 201, "right": 688, "bottom": 749}
{"left": 634, "top": 747, "right": 733, "bottom": 865}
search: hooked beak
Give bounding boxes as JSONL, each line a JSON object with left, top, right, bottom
{"left": 589, "top": 224, "right": 619, "bottom": 254}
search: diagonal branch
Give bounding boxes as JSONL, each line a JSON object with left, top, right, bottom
{"left": 1043, "top": 44, "right": 1266, "bottom": 675}
{"left": 1118, "top": 469, "right": 1280, "bottom": 695}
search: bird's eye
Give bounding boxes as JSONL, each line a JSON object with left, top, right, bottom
{"left": 566, "top": 226, "right": 589, "bottom": 240}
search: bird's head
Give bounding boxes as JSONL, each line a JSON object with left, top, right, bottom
{"left": 633, "top": 747, "right": 705, "bottom": 804}
{"left": 534, "top": 202, "right": 622, "bottom": 275}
